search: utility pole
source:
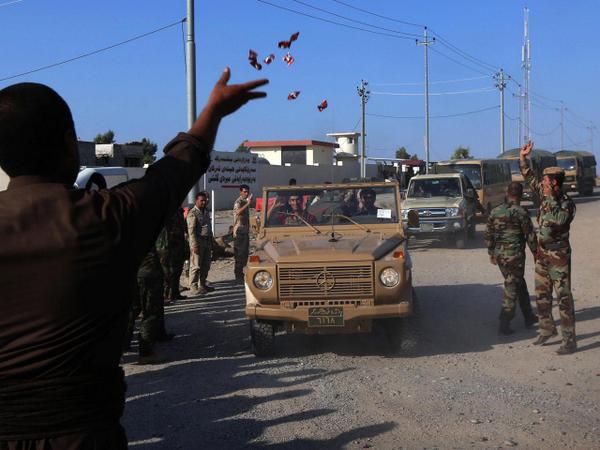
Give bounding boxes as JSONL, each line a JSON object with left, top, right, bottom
{"left": 521, "top": 7, "right": 532, "bottom": 145}
{"left": 495, "top": 69, "right": 507, "bottom": 154}
{"left": 357, "top": 79, "right": 370, "bottom": 179}
{"left": 185, "top": 0, "right": 198, "bottom": 205}
{"left": 417, "top": 27, "right": 434, "bottom": 173}
{"left": 587, "top": 122, "right": 596, "bottom": 152}
{"left": 558, "top": 101, "right": 566, "bottom": 151}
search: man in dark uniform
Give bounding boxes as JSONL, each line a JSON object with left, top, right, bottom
{"left": 0, "top": 70, "right": 267, "bottom": 447}
{"left": 520, "top": 141, "right": 577, "bottom": 354}
{"left": 159, "top": 208, "right": 187, "bottom": 302}
{"left": 484, "top": 181, "right": 538, "bottom": 335}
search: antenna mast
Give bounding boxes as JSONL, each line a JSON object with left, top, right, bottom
{"left": 521, "top": 7, "right": 531, "bottom": 145}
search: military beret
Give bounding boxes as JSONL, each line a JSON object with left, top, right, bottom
{"left": 543, "top": 166, "right": 564, "bottom": 176}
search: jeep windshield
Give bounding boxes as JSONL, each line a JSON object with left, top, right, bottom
{"left": 437, "top": 164, "right": 482, "bottom": 189}
{"left": 407, "top": 178, "right": 462, "bottom": 198}
{"left": 264, "top": 186, "right": 398, "bottom": 227}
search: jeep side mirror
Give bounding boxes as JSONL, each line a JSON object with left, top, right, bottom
{"left": 407, "top": 209, "right": 419, "bottom": 228}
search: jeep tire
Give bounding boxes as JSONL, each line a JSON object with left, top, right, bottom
{"left": 250, "top": 319, "right": 275, "bottom": 357}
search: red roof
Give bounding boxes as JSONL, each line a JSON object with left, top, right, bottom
{"left": 243, "top": 140, "right": 338, "bottom": 149}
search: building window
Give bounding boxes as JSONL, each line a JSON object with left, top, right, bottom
{"left": 281, "top": 146, "right": 307, "bottom": 165}
{"left": 348, "top": 138, "right": 353, "bottom": 144}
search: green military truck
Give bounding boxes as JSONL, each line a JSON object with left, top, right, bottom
{"left": 554, "top": 150, "right": 597, "bottom": 196}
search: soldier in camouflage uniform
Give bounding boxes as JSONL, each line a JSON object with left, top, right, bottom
{"left": 128, "top": 244, "right": 167, "bottom": 364}
{"left": 485, "top": 181, "right": 538, "bottom": 335}
{"left": 520, "top": 141, "right": 577, "bottom": 354}
{"left": 233, "top": 184, "right": 252, "bottom": 282}
{"left": 187, "top": 192, "right": 214, "bottom": 295}
{"left": 158, "top": 208, "right": 187, "bottom": 302}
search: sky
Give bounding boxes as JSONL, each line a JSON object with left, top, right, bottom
{"left": 1, "top": 0, "right": 599, "bottom": 162}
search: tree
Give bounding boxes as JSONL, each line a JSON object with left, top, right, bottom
{"left": 93, "top": 130, "right": 115, "bottom": 144}
{"left": 410, "top": 153, "right": 419, "bottom": 160}
{"left": 235, "top": 140, "right": 249, "bottom": 153}
{"left": 451, "top": 146, "right": 473, "bottom": 160}
{"left": 395, "top": 146, "right": 410, "bottom": 159}
{"left": 140, "top": 138, "right": 158, "bottom": 164}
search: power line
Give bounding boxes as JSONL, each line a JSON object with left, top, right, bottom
{"left": 290, "top": 0, "right": 420, "bottom": 38}
{"left": 432, "top": 35, "right": 499, "bottom": 72}
{"left": 330, "top": 0, "right": 424, "bottom": 28}
{"left": 0, "top": 18, "right": 185, "bottom": 83}
{"left": 367, "top": 105, "right": 499, "bottom": 119}
{"left": 372, "top": 87, "right": 495, "bottom": 96}
{"left": 0, "top": 0, "right": 23, "bottom": 7}
{"left": 256, "top": 0, "right": 415, "bottom": 40}
{"left": 429, "top": 47, "right": 492, "bottom": 76}
{"left": 371, "top": 75, "right": 490, "bottom": 86}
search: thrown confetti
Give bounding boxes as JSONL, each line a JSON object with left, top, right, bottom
{"left": 287, "top": 91, "right": 300, "bottom": 100}
{"left": 317, "top": 99, "right": 328, "bottom": 112}
{"left": 263, "top": 54, "right": 275, "bottom": 64}
{"left": 278, "top": 31, "right": 300, "bottom": 49}
{"left": 248, "top": 49, "right": 262, "bottom": 71}
{"left": 283, "top": 52, "right": 295, "bottom": 66}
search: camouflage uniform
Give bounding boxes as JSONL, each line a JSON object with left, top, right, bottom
{"left": 128, "top": 246, "right": 165, "bottom": 354}
{"left": 158, "top": 209, "right": 187, "bottom": 300}
{"left": 187, "top": 205, "right": 212, "bottom": 290}
{"left": 233, "top": 196, "right": 250, "bottom": 280}
{"left": 485, "top": 200, "right": 538, "bottom": 324}
{"left": 520, "top": 158, "right": 577, "bottom": 346}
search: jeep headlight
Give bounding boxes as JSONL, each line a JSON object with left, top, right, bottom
{"left": 445, "top": 207, "right": 459, "bottom": 216}
{"left": 379, "top": 267, "right": 400, "bottom": 288}
{"left": 253, "top": 270, "right": 273, "bottom": 290}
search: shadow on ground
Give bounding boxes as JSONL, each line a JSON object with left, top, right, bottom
{"left": 123, "top": 280, "right": 395, "bottom": 449}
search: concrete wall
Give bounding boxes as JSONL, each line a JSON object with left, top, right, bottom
{"left": 307, "top": 145, "right": 335, "bottom": 166}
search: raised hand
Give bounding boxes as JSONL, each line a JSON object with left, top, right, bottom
{"left": 207, "top": 67, "right": 268, "bottom": 118}
{"left": 520, "top": 140, "right": 534, "bottom": 158}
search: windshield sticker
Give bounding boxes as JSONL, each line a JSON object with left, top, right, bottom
{"left": 377, "top": 209, "right": 392, "bottom": 219}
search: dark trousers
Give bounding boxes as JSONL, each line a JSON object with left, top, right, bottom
{"left": 234, "top": 233, "right": 250, "bottom": 279}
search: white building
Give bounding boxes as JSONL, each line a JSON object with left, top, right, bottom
{"left": 244, "top": 140, "right": 339, "bottom": 166}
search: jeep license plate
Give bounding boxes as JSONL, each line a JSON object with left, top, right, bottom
{"left": 420, "top": 223, "right": 434, "bottom": 232}
{"left": 308, "top": 307, "right": 344, "bottom": 327}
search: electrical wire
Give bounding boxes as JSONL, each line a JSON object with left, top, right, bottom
{"left": 429, "top": 47, "right": 493, "bottom": 76}
{"left": 330, "top": 0, "right": 424, "bottom": 28}
{"left": 255, "top": 0, "right": 415, "bottom": 40}
{"left": 0, "top": 18, "right": 185, "bottom": 82}
{"left": 371, "top": 75, "right": 491, "bottom": 87}
{"left": 432, "top": 35, "right": 499, "bottom": 73}
{"left": 0, "top": 0, "right": 23, "bottom": 7}
{"left": 367, "top": 105, "right": 499, "bottom": 119}
{"left": 371, "top": 87, "right": 495, "bottom": 96}
{"left": 290, "top": 0, "right": 420, "bottom": 38}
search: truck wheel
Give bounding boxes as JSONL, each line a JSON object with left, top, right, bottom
{"left": 455, "top": 230, "right": 467, "bottom": 249}
{"left": 250, "top": 320, "right": 275, "bottom": 357}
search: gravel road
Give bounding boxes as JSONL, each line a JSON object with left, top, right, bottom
{"left": 123, "top": 189, "right": 600, "bottom": 449}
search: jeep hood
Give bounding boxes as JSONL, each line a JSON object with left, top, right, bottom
{"left": 401, "top": 197, "right": 463, "bottom": 209}
{"left": 261, "top": 233, "right": 403, "bottom": 263}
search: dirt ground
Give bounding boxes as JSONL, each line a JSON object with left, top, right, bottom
{"left": 122, "top": 189, "right": 600, "bottom": 449}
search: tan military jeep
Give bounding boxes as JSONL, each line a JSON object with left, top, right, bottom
{"left": 244, "top": 181, "right": 418, "bottom": 356}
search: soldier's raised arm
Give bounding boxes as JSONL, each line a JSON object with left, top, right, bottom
{"left": 519, "top": 140, "right": 541, "bottom": 196}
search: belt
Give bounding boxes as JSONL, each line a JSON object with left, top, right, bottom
{"left": 539, "top": 242, "right": 569, "bottom": 251}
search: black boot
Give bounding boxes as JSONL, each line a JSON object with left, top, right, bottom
{"left": 137, "top": 339, "right": 162, "bottom": 365}
{"left": 498, "top": 312, "right": 515, "bottom": 336}
{"left": 523, "top": 312, "right": 538, "bottom": 329}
